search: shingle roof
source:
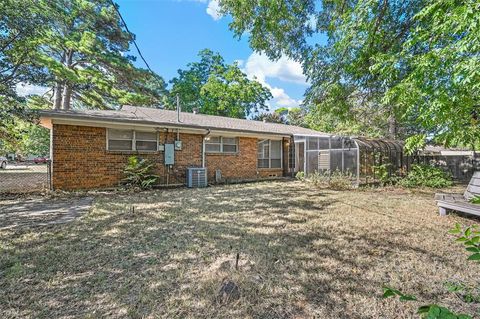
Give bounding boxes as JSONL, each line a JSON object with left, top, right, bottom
{"left": 40, "top": 105, "right": 328, "bottom": 137}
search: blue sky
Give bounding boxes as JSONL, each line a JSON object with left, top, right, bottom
{"left": 115, "top": 0, "right": 310, "bottom": 110}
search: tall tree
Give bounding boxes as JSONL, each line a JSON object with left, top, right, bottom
{"left": 170, "top": 49, "right": 272, "bottom": 118}
{"left": 253, "top": 107, "right": 308, "bottom": 126}
{"left": 32, "top": 0, "right": 169, "bottom": 110}
{"left": 1, "top": 0, "right": 168, "bottom": 153}
{"left": 0, "top": 0, "right": 50, "bottom": 142}
{"left": 219, "top": 0, "right": 480, "bottom": 148}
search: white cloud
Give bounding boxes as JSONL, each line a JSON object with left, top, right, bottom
{"left": 234, "top": 59, "right": 244, "bottom": 67}
{"left": 206, "top": 0, "right": 222, "bottom": 21}
{"left": 244, "top": 52, "right": 307, "bottom": 85}
{"left": 270, "top": 87, "right": 303, "bottom": 109}
{"left": 241, "top": 53, "right": 306, "bottom": 110}
{"left": 16, "top": 83, "right": 49, "bottom": 97}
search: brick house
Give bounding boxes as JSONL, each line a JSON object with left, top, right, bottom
{"left": 39, "top": 106, "right": 327, "bottom": 190}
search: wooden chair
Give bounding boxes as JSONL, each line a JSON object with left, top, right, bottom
{"left": 435, "top": 172, "right": 480, "bottom": 216}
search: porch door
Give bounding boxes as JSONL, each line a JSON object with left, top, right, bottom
{"left": 295, "top": 141, "right": 305, "bottom": 172}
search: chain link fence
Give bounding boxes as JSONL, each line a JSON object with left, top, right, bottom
{"left": 0, "top": 161, "right": 51, "bottom": 194}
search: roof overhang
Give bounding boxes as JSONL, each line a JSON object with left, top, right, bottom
{"left": 39, "top": 111, "right": 294, "bottom": 140}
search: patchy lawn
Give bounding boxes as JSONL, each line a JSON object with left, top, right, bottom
{"left": 1, "top": 181, "right": 479, "bottom": 318}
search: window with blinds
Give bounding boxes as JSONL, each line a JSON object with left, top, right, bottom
{"left": 107, "top": 129, "right": 158, "bottom": 152}
{"left": 205, "top": 136, "right": 238, "bottom": 153}
{"left": 257, "top": 139, "right": 282, "bottom": 168}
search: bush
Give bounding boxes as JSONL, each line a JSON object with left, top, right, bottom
{"left": 328, "top": 170, "right": 354, "bottom": 190}
{"left": 399, "top": 164, "right": 453, "bottom": 188}
{"left": 122, "top": 156, "right": 159, "bottom": 190}
{"left": 298, "top": 170, "right": 353, "bottom": 190}
{"left": 295, "top": 171, "right": 305, "bottom": 181}
{"left": 373, "top": 164, "right": 391, "bottom": 185}
{"left": 373, "top": 164, "right": 402, "bottom": 186}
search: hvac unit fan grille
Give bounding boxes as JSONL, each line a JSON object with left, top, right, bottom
{"left": 187, "top": 167, "right": 207, "bottom": 188}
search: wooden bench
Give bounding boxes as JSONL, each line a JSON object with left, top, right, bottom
{"left": 435, "top": 171, "right": 480, "bottom": 216}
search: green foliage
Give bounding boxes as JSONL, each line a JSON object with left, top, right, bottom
{"left": 374, "top": 164, "right": 390, "bottom": 185}
{"left": 170, "top": 49, "right": 272, "bottom": 118}
{"left": 253, "top": 107, "right": 308, "bottom": 126}
{"left": 220, "top": 0, "right": 480, "bottom": 146}
{"left": 1, "top": 0, "right": 168, "bottom": 112}
{"left": 469, "top": 196, "right": 480, "bottom": 205}
{"left": 382, "top": 223, "right": 480, "bottom": 318}
{"left": 0, "top": 121, "right": 49, "bottom": 156}
{"left": 382, "top": 286, "right": 417, "bottom": 301}
{"left": 449, "top": 224, "right": 480, "bottom": 262}
{"left": 416, "top": 305, "right": 471, "bottom": 319}
{"left": 122, "top": 156, "right": 159, "bottom": 190}
{"left": 0, "top": 0, "right": 50, "bottom": 143}
{"left": 295, "top": 171, "right": 305, "bottom": 181}
{"left": 398, "top": 165, "right": 452, "bottom": 188}
{"left": 444, "top": 282, "right": 480, "bottom": 304}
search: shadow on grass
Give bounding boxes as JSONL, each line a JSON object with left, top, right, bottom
{"left": 0, "top": 181, "right": 477, "bottom": 318}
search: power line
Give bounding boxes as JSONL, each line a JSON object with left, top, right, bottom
{"left": 109, "top": 0, "right": 155, "bottom": 75}
{"left": 109, "top": 0, "right": 169, "bottom": 111}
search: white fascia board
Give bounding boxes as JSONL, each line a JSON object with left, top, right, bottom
{"left": 49, "top": 118, "right": 291, "bottom": 140}
{"left": 292, "top": 133, "right": 331, "bottom": 138}
{"left": 440, "top": 151, "right": 474, "bottom": 156}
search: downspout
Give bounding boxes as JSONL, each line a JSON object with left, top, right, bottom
{"left": 202, "top": 129, "right": 211, "bottom": 168}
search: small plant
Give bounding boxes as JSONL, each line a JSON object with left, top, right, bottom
{"left": 444, "top": 282, "right": 480, "bottom": 304}
{"left": 469, "top": 196, "right": 480, "bottom": 204}
{"left": 122, "top": 156, "right": 159, "bottom": 190}
{"left": 374, "top": 163, "right": 391, "bottom": 185}
{"left": 373, "top": 163, "right": 401, "bottom": 186}
{"left": 449, "top": 223, "right": 480, "bottom": 261}
{"left": 295, "top": 171, "right": 305, "bottom": 181}
{"left": 383, "top": 223, "right": 480, "bottom": 318}
{"left": 398, "top": 164, "right": 453, "bottom": 188}
{"left": 328, "top": 170, "right": 353, "bottom": 190}
{"left": 299, "top": 170, "right": 353, "bottom": 190}
{"left": 306, "top": 170, "right": 329, "bottom": 187}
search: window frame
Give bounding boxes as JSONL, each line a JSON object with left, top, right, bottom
{"left": 205, "top": 136, "right": 239, "bottom": 154}
{"left": 107, "top": 129, "right": 159, "bottom": 152}
{"left": 257, "top": 139, "right": 283, "bottom": 169}
{"left": 135, "top": 131, "right": 158, "bottom": 152}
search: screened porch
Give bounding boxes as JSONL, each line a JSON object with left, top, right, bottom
{"left": 292, "top": 135, "right": 409, "bottom": 185}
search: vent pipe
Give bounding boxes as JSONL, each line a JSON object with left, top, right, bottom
{"left": 176, "top": 94, "right": 181, "bottom": 122}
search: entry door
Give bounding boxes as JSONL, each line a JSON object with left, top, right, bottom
{"left": 295, "top": 142, "right": 305, "bottom": 172}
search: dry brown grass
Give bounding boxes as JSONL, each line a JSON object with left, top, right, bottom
{"left": 1, "top": 181, "right": 479, "bottom": 318}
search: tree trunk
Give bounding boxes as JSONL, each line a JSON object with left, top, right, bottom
{"left": 61, "top": 50, "right": 74, "bottom": 110}
{"left": 52, "top": 51, "right": 67, "bottom": 110}
{"left": 61, "top": 85, "right": 72, "bottom": 110}
{"left": 388, "top": 113, "right": 397, "bottom": 139}
{"left": 53, "top": 81, "right": 63, "bottom": 110}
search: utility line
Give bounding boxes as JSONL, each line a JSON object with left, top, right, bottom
{"left": 109, "top": 0, "right": 170, "bottom": 112}
{"left": 109, "top": 0, "right": 155, "bottom": 75}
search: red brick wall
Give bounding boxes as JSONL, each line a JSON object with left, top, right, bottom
{"left": 52, "top": 124, "right": 203, "bottom": 190}
{"left": 51, "top": 124, "right": 288, "bottom": 190}
{"left": 205, "top": 137, "right": 257, "bottom": 182}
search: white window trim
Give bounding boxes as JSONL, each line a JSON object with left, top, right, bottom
{"left": 257, "top": 139, "right": 283, "bottom": 169}
{"left": 107, "top": 129, "right": 159, "bottom": 152}
{"left": 205, "top": 136, "right": 239, "bottom": 154}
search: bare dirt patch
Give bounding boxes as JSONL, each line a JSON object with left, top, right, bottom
{"left": 0, "top": 181, "right": 478, "bottom": 318}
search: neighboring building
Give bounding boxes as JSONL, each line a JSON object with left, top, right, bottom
{"left": 420, "top": 145, "right": 479, "bottom": 157}
{"left": 418, "top": 145, "right": 480, "bottom": 181}
{"left": 39, "top": 106, "right": 328, "bottom": 190}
